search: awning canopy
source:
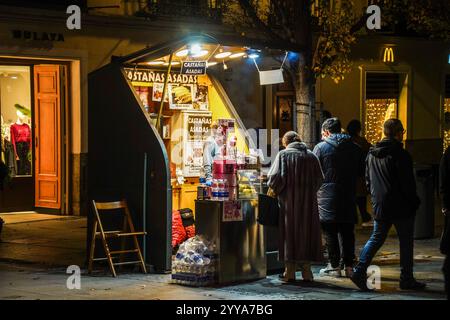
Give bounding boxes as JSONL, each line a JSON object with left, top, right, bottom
{"left": 113, "top": 33, "right": 300, "bottom": 66}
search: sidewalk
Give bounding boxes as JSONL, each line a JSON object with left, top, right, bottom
{"left": 0, "top": 214, "right": 447, "bottom": 300}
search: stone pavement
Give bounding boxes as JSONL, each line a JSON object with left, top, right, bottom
{"left": 0, "top": 214, "right": 447, "bottom": 300}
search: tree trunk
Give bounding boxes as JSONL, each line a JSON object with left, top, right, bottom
{"left": 294, "top": 0, "right": 316, "bottom": 148}
{"left": 295, "top": 53, "right": 316, "bottom": 148}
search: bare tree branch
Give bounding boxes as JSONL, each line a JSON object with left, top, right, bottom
{"left": 236, "top": 0, "right": 287, "bottom": 43}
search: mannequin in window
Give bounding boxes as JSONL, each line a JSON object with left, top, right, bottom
{"left": 10, "top": 110, "right": 31, "bottom": 175}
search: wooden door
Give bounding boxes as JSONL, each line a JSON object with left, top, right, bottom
{"left": 34, "top": 65, "right": 61, "bottom": 209}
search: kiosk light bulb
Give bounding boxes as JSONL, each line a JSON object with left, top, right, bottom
{"left": 223, "top": 61, "right": 228, "bottom": 70}
{"left": 248, "top": 53, "right": 259, "bottom": 59}
{"left": 190, "top": 44, "right": 202, "bottom": 56}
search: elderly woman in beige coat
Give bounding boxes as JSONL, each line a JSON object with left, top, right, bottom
{"left": 268, "top": 131, "right": 324, "bottom": 282}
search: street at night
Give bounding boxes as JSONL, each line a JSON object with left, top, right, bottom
{"left": 0, "top": 0, "right": 449, "bottom": 314}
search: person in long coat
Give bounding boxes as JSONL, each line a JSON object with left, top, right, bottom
{"left": 268, "top": 131, "right": 324, "bottom": 282}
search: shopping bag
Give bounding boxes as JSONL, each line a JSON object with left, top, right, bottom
{"left": 258, "top": 193, "right": 279, "bottom": 226}
{"left": 440, "top": 214, "right": 450, "bottom": 255}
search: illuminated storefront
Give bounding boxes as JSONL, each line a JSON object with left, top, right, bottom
{"left": 364, "top": 72, "right": 400, "bottom": 145}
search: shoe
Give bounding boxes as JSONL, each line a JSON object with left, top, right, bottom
{"left": 301, "top": 267, "right": 314, "bottom": 282}
{"left": 350, "top": 271, "right": 372, "bottom": 291}
{"left": 361, "top": 221, "right": 374, "bottom": 227}
{"left": 278, "top": 272, "right": 296, "bottom": 283}
{"left": 400, "top": 278, "right": 426, "bottom": 290}
{"left": 344, "top": 266, "right": 354, "bottom": 278}
{"left": 319, "top": 263, "right": 342, "bottom": 277}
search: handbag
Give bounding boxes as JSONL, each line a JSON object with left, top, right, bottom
{"left": 440, "top": 214, "right": 450, "bottom": 255}
{"left": 258, "top": 193, "right": 279, "bottom": 226}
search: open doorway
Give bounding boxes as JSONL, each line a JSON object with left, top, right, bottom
{"left": 363, "top": 71, "right": 409, "bottom": 144}
{"left": 0, "top": 61, "right": 69, "bottom": 214}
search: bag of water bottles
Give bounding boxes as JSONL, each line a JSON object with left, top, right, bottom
{"left": 171, "top": 235, "right": 217, "bottom": 286}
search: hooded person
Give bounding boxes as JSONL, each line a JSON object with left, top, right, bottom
{"left": 313, "top": 117, "right": 365, "bottom": 278}
{"left": 268, "top": 131, "right": 324, "bottom": 282}
{"left": 347, "top": 119, "right": 373, "bottom": 225}
{"left": 351, "top": 119, "right": 425, "bottom": 291}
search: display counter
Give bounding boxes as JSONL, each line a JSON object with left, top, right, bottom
{"left": 195, "top": 199, "right": 266, "bottom": 284}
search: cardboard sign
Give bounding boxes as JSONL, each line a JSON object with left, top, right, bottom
{"left": 181, "top": 61, "right": 207, "bottom": 75}
{"left": 187, "top": 114, "right": 212, "bottom": 141}
{"left": 259, "top": 69, "right": 284, "bottom": 85}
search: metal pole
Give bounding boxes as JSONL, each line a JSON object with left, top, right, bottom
{"left": 156, "top": 53, "right": 173, "bottom": 131}
{"left": 142, "top": 152, "right": 147, "bottom": 264}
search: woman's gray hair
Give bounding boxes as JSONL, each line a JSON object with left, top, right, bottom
{"left": 282, "top": 131, "right": 301, "bottom": 147}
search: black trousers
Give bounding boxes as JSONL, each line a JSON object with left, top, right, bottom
{"left": 321, "top": 222, "right": 355, "bottom": 268}
{"left": 356, "top": 196, "right": 372, "bottom": 222}
{"left": 16, "top": 142, "right": 30, "bottom": 175}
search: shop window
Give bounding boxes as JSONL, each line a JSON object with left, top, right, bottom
{"left": 0, "top": 65, "right": 32, "bottom": 177}
{"left": 364, "top": 72, "right": 399, "bottom": 145}
{"left": 443, "top": 75, "right": 450, "bottom": 152}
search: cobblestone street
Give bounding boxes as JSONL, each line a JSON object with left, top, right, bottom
{"left": 0, "top": 214, "right": 446, "bottom": 300}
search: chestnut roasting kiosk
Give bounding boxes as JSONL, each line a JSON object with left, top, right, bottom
{"left": 88, "top": 34, "right": 284, "bottom": 279}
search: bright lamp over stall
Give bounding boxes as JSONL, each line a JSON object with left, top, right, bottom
{"left": 215, "top": 52, "right": 231, "bottom": 59}
{"left": 192, "top": 50, "right": 209, "bottom": 58}
{"left": 175, "top": 49, "right": 189, "bottom": 57}
{"left": 248, "top": 53, "right": 260, "bottom": 59}
{"left": 189, "top": 44, "right": 202, "bottom": 56}
{"left": 229, "top": 52, "right": 246, "bottom": 59}
{"left": 163, "top": 61, "right": 180, "bottom": 66}
{"left": 147, "top": 60, "right": 165, "bottom": 65}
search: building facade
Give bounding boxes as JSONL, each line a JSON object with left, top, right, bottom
{"left": 0, "top": 0, "right": 241, "bottom": 215}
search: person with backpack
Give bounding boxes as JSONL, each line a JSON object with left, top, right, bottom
{"left": 313, "top": 118, "right": 364, "bottom": 278}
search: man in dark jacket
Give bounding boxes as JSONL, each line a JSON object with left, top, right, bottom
{"left": 351, "top": 119, "right": 425, "bottom": 291}
{"left": 439, "top": 147, "right": 450, "bottom": 299}
{"left": 313, "top": 118, "right": 364, "bottom": 278}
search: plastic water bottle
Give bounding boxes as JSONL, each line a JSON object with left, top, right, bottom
{"left": 211, "top": 179, "right": 219, "bottom": 200}
{"left": 217, "top": 179, "right": 225, "bottom": 200}
{"left": 222, "top": 180, "right": 229, "bottom": 200}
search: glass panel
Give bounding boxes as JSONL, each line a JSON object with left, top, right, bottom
{"left": 365, "top": 98, "right": 398, "bottom": 145}
{"left": 0, "top": 65, "right": 32, "bottom": 177}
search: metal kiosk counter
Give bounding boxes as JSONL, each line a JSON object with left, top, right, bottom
{"left": 195, "top": 199, "right": 266, "bottom": 284}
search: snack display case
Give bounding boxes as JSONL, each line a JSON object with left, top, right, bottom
{"left": 237, "top": 169, "right": 260, "bottom": 200}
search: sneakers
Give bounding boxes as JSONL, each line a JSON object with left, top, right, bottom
{"left": 400, "top": 278, "right": 426, "bottom": 290}
{"left": 350, "top": 271, "right": 373, "bottom": 291}
{"left": 319, "top": 263, "right": 342, "bottom": 277}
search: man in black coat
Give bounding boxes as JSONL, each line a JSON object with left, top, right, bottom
{"left": 439, "top": 147, "right": 450, "bottom": 299}
{"left": 351, "top": 119, "right": 425, "bottom": 291}
{"left": 313, "top": 118, "right": 364, "bottom": 278}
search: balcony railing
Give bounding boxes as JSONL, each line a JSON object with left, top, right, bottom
{"left": 135, "top": 0, "right": 223, "bottom": 21}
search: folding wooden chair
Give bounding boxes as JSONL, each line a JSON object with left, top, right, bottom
{"left": 88, "top": 200, "right": 147, "bottom": 277}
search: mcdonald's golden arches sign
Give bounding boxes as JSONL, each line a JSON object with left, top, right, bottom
{"left": 383, "top": 47, "right": 395, "bottom": 63}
